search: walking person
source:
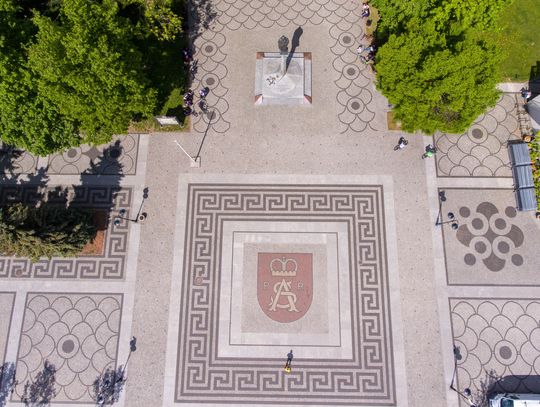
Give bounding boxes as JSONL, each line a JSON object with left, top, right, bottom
{"left": 284, "top": 350, "right": 293, "bottom": 373}
{"left": 422, "top": 144, "right": 437, "bottom": 159}
{"left": 394, "top": 136, "right": 408, "bottom": 151}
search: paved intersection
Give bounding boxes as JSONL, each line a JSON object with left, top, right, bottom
{"left": 0, "top": 0, "right": 539, "bottom": 406}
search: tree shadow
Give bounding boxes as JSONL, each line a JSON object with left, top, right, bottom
{"left": 0, "top": 166, "right": 49, "bottom": 207}
{"left": 0, "top": 144, "right": 22, "bottom": 181}
{"left": 0, "top": 362, "right": 16, "bottom": 407}
{"left": 188, "top": 0, "right": 217, "bottom": 39}
{"left": 21, "top": 361, "right": 57, "bottom": 407}
{"left": 77, "top": 141, "right": 125, "bottom": 229}
{"left": 286, "top": 26, "right": 303, "bottom": 71}
{"left": 92, "top": 366, "right": 126, "bottom": 406}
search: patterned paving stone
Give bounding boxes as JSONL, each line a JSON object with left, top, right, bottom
{"left": 13, "top": 293, "right": 123, "bottom": 403}
{"left": 450, "top": 298, "right": 540, "bottom": 406}
{"left": 189, "top": 0, "right": 385, "bottom": 136}
{"left": 47, "top": 135, "right": 139, "bottom": 175}
{"left": 439, "top": 188, "right": 540, "bottom": 286}
{"left": 175, "top": 184, "right": 396, "bottom": 405}
{"left": 434, "top": 94, "right": 521, "bottom": 177}
{"left": 0, "top": 292, "right": 15, "bottom": 365}
{"left": 0, "top": 144, "right": 38, "bottom": 176}
{"left": 0, "top": 186, "right": 132, "bottom": 280}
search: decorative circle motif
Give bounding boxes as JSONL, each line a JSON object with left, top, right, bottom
{"left": 456, "top": 202, "right": 525, "bottom": 272}
{"left": 498, "top": 241, "right": 510, "bottom": 254}
{"left": 471, "top": 129, "right": 483, "bottom": 139}
{"left": 200, "top": 42, "right": 217, "bottom": 57}
{"left": 474, "top": 242, "right": 487, "bottom": 254}
{"left": 511, "top": 254, "right": 523, "bottom": 266}
{"left": 342, "top": 35, "right": 351, "bottom": 44}
{"left": 505, "top": 206, "right": 517, "bottom": 218}
{"left": 67, "top": 149, "right": 78, "bottom": 158}
{"left": 494, "top": 218, "right": 507, "bottom": 230}
{"left": 205, "top": 45, "right": 214, "bottom": 53}
{"left": 471, "top": 218, "right": 484, "bottom": 230}
{"left": 62, "top": 339, "right": 75, "bottom": 353}
{"left": 351, "top": 102, "right": 360, "bottom": 110}
{"left": 464, "top": 253, "right": 476, "bottom": 265}
{"left": 494, "top": 340, "right": 517, "bottom": 365}
{"left": 206, "top": 77, "right": 216, "bottom": 86}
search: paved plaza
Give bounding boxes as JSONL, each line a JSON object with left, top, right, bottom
{"left": 0, "top": 0, "right": 539, "bottom": 406}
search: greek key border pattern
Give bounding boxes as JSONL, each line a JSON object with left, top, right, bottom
{"left": 0, "top": 186, "right": 132, "bottom": 280}
{"left": 176, "top": 184, "right": 395, "bottom": 405}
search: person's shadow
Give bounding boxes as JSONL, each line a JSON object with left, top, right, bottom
{"left": 286, "top": 26, "right": 303, "bottom": 72}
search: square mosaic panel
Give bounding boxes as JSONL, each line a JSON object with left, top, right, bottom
{"left": 175, "top": 184, "right": 396, "bottom": 405}
{"left": 0, "top": 186, "right": 132, "bottom": 280}
{"left": 440, "top": 188, "right": 540, "bottom": 286}
{"left": 434, "top": 94, "right": 520, "bottom": 178}
{"left": 450, "top": 298, "right": 540, "bottom": 406}
{"left": 13, "top": 293, "right": 123, "bottom": 404}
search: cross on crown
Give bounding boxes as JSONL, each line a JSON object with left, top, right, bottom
{"left": 270, "top": 256, "right": 298, "bottom": 277}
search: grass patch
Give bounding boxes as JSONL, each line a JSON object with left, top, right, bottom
{"left": 387, "top": 111, "right": 402, "bottom": 131}
{"left": 494, "top": 0, "right": 540, "bottom": 82}
{"left": 365, "top": 7, "right": 380, "bottom": 37}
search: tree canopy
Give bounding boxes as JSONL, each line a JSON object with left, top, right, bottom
{"left": 0, "top": 0, "right": 182, "bottom": 155}
{"left": 371, "top": 0, "right": 509, "bottom": 134}
{"left": 0, "top": 203, "right": 97, "bottom": 261}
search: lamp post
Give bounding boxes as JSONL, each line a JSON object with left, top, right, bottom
{"left": 436, "top": 211, "right": 460, "bottom": 230}
{"left": 113, "top": 209, "right": 147, "bottom": 226}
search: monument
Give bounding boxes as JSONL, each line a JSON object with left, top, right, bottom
{"left": 254, "top": 35, "right": 312, "bottom": 105}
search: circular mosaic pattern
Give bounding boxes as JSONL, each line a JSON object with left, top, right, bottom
{"left": 471, "top": 218, "right": 484, "bottom": 230}
{"left": 67, "top": 149, "right": 78, "bottom": 158}
{"left": 495, "top": 218, "right": 506, "bottom": 230}
{"left": 457, "top": 202, "right": 525, "bottom": 271}
{"left": 511, "top": 254, "right": 524, "bottom": 266}
{"left": 498, "top": 241, "right": 510, "bottom": 254}
{"left": 464, "top": 253, "right": 476, "bottom": 265}
{"left": 505, "top": 206, "right": 517, "bottom": 218}
{"left": 474, "top": 241, "right": 487, "bottom": 254}
{"left": 471, "top": 128, "right": 483, "bottom": 139}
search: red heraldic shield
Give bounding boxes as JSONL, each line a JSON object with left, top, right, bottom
{"left": 257, "top": 252, "right": 313, "bottom": 323}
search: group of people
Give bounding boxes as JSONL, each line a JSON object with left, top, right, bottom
{"left": 183, "top": 87, "right": 210, "bottom": 116}
{"left": 394, "top": 137, "right": 438, "bottom": 159}
{"left": 356, "top": 43, "right": 376, "bottom": 64}
{"left": 361, "top": 2, "right": 370, "bottom": 18}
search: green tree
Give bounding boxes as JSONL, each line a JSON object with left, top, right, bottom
{"left": 372, "top": 0, "right": 508, "bottom": 134}
{"left": 28, "top": 0, "right": 157, "bottom": 145}
{"left": 0, "top": 203, "right": 97, "bottom": 261}
{"left": 0, "top": 0, "right": 80, "bottom": 155}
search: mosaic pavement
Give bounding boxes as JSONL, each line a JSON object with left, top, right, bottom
{"left": 0, "top": 292, "right": 15, "bottom": 365}
{"left": 189, "top": 0, "right": 387, "bottom": 137}
{"left": 0, "top": 144, "right": 38, "bottom": 176}
{"left": 12, "top": 293, "right": 123, "bottom": 403}
{"left": 434, "top": 94, "right": 521, "bottom": 177}
{"left": 0, "top": 185, "right": 133, "bottom": 280}
{"left": 450, "top": 298, "right": 540, "bottom": 406}
{"left": 171, "top": 182, "right": 397, "bottom": 405}
{"left": 48, "top": 135, "right": 140, "bottom": 175}
{"left": 439, "top": 188, "right": 540, "bottom": 286}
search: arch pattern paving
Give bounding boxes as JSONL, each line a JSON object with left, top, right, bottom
{"left": 450, "top": 298, "right": 540, "bottom": 406}
{"left": 434, "top": 94, "right": 520, "bottom": 177}
{"left": 13, "top": 293, "right": 122, "bottom": 403}
{"left": 189, "top": 0, "right": 384, "bottom": 135}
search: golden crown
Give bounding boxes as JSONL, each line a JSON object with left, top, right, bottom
{"left": 270, "top": 256, "right": 298, "bottom": 277}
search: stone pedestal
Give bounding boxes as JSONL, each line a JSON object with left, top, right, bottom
{"left": 254, "top": 52, "right": 312, "bottom": 105}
